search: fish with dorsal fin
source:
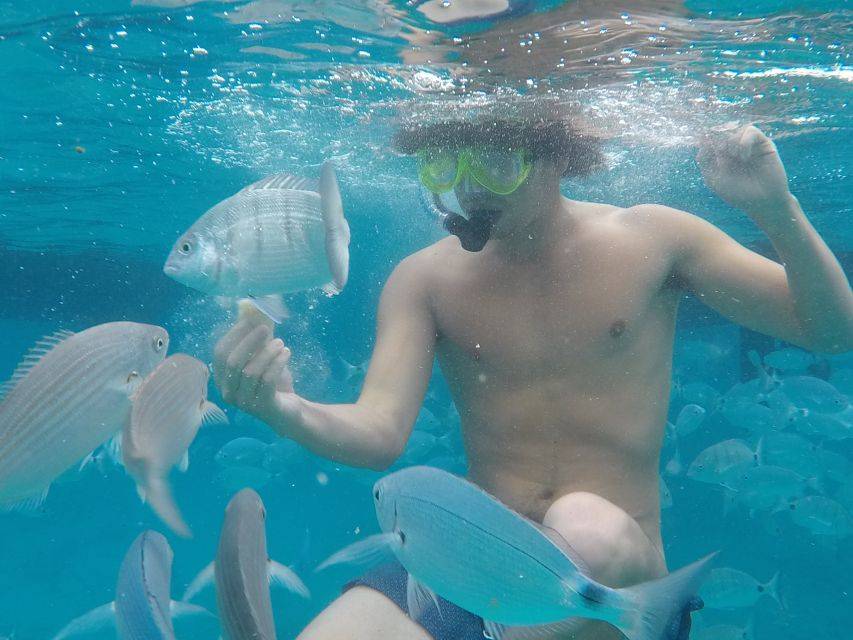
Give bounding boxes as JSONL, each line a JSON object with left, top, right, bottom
{"left": 318, "top": 466, "right": 715, "bottom": 640}
{"left": 0, "top": 323, "right": 169, "bottom": 511}
{"left": 122, "top": 354, "right": 227, "bottom": 538}
{"left": 164, "top": 162, "right": 349, "bottom": 323}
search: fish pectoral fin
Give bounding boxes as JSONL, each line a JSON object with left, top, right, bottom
{"left": 406, "top": 573, "right": 442, "bottom": 623}
{"left": 268, "top": 560, "right": 311, "bottom": 598}
{"left": 181, "top": 561, "right": 215, "bottom": 602}
{"left": 315, "top": 532, "right": 399, "bottom": 572}
{"left": 50, "top": 601, "right": 115, "bottom": 640}
{"left": 247, "top": 295, "right": 289, "bottom": 325}
{"left": 105, "top": 433, "right": 124, "bottom": 468}
{"left": 202, "top": 401, "right": 229, "bottom": 426}
{"left": 0, "top": 486, "right": 50, "bottom": 514}
{"left": 169, "top": 600, "right": 215, "bottom": 620}
{"left": 179, "top": 451, "right": 190, "bottom": 473}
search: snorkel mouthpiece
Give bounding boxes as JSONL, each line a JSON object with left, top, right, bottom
{"left": 443, "top": 209, "right": 499, "bottom": 252}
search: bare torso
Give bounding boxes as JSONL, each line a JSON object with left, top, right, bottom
{"left": 420, "top": 200, "right": 681, "bottom": 550}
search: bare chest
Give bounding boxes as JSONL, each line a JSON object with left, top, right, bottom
{"left": 432, "top": 241, "right": 678, "bottom": 378}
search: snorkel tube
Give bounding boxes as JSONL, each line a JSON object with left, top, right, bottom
{"left": 430, "top": 193, "right": 499, "bottom": 253}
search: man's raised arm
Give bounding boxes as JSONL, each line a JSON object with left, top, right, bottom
{"left": 213, "top": 254, "right": 437, "bottom": 470}
{"left": 661, "top": 125, "right": 853, "bottom": 353}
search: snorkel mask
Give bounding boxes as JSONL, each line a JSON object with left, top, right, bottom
{"left": 418, "top": 147, "right": 532, "bottom": 252}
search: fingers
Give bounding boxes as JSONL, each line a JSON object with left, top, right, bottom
{"left": 236, "top": 338, "right": 285, "bottom": 406}
{"left": 266, "top": 349, "right": 294, "bottom": 393}
{"left": 214, "top": 320, "right": 256, "bottom": 381}
{"left": 217, "top": 324, "right": 272, "bottom": 402}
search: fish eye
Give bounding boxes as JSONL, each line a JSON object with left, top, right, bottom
{"left": 154, "top": 337, "right": 165, "bottom": 352}
{"left": 179, "top": 241, "right": 193, "bottom": 254}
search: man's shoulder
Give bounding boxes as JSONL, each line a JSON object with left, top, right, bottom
{"left": 387, "top": 237, "right": 457, "bottom": 291}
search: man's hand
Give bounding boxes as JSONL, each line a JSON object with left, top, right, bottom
{"left": 213, "top": 307, "right": 303, "bottom": 436}
{"left": 697, "top": 124, "right": 794, "bottom": 225}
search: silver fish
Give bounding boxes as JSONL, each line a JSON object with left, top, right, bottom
{"left": 700, "top": 567, "right": 781, "bottom": 610}
{"left": 778, "top": 376, "right": 848, "bottom": 413}
{"left": 787, "top": 495, "right": 853, "bottom": 538}
{"left": 215, "top": 437, "right": 269, "bottom": 469}
{"left": 123, "top": 354, "right": 227, "bottom": 538}
{"left": 0, "top": 322, "right": 168, "bottom": 510}
{"left": 116, "top": 531, "right": 176, "bottom": 639}
{"left": 687, "top": 439, "right": 759, "bottom": 486}
{"left": 319, "top": 466, "right": 714, "bottom": 640}
{"left": 763, "top": 348, "right": 815, "bottom": 373}
{"left": 50, "top": 531, "right": 212, "bottom": 640}
{"left": 182, "top": 489, "right": 309, "bottom": 638}
{"left": 164, "top": 162, "right": 350, "bottom": 316}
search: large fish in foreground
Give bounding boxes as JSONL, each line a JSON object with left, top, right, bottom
{"left": 319, "top": 466, "right": 715, "bottom": 640}
{"left": 0, "top": 322, "right": 169, "bottom": 511}
{"left": 182, "top": 489, "right": 310, "bottom": 639}
{"left": 51, "top": 530, "right": 212, "bottom": 640}
{"left": 163, "top": 161, "right": 350, "bottom": 321}
{"left": 122, "top": 354, "right": 227, "bottom": 538}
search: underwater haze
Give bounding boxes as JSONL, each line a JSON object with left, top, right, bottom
{"left": 0, "top": 0, "right": 851, "bottom": 638}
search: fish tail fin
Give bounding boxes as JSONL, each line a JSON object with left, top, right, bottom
{"left": 765, "top": 571, "right": 784, "bottom": 609}
{"left": 145, "top": 474, "right": 192, "bottom": 539}
{"left": 616, "top": 553, "right": 716, "bottom": 640}
{"left": 319, "top": 161, "right": 350, "bottom": 293}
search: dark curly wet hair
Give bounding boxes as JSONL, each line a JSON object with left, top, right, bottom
{"left": 393, "top": 95, "right": 604, "bottom": 178}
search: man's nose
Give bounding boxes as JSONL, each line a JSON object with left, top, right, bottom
{"left": 458, "top": 174, "right": 486, "bottom": 197}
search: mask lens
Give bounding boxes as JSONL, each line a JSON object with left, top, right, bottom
{"left": 469, "top": 148, "right": 530, "bottom": 195}
{"left": 418, "top": 149, "right": 460, "bottom": 193}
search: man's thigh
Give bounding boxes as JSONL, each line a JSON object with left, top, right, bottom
{"left": 297, "top": 586, "right": 434, "bottom": 640}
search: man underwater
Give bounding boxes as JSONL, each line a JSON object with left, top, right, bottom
{"left": 213, "top": 101, "right": 853, "bottom": 640}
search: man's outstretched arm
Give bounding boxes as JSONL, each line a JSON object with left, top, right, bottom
{"left": 655, "top": 125, "right": 853, "bottom": 353}
{"left": 213, "top": 254, "right": 438, "bottom": 470}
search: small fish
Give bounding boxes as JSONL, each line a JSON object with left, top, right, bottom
{"left": 788, "top": 407, "right": 852, "bottom": 440}
{"left": 0, "top": 323, "right": 169, "bottom": 511}
{"left": 182, "top": 489, "right": 309, "bottom": 638}
{"left": 164, "top": 162, "right": 350, "bottom": 321}
{"left": 700, "top": 567, "right": 781, "bottom": 610}
{"left": 720, "top": 400, "right": 777, "bottom": 435}
{"left": 778, "top": 376, "right": 848, "bottom": 413}
{"left": 676, "top": 382, "right": 720, "bottom": 411}
{"left": 215, "top": 437, "right": 270, "bottom": 469}
{"left": 814, "top": 447, "right": 851, "bottom": 484}
{"left": 318, "top": 466, "right": 715, "bottom": 640}
{"left": 214, "top": 437, "right": 302, "bottom": 475}
{"left": 668, "top": 404, "right": 707, "bottom": 438}
{"left": 50, "top": 531, "right": 212, "bottom": 640}
{"left": 687, "top": 439, "right": 760, "bottom": 486}
{"left": 786, "top": 495, "right": 853, "bottom": 538}
{"left": 760, "top": 433, "right": 823, "bottom": 479}
{"left": 398, "top": 430, "right": 453, "bottom": 467}
{"left": 122, "top": 354, "right": 227, "bottom": 538}
{"left": 726, "top": 465, "right": 815, "bottom": 512}
{"left": 262, "top": 438, "right": 303, "bottom": 474}
{"left": 829, "top": 368, "right": 853, "bottom": 396}
{"left": 763, "top": 348, "right": 815, "bottom": 374}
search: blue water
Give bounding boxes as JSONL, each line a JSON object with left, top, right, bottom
{"left": 0, "top": 1, "right": 851, "bottom": 638}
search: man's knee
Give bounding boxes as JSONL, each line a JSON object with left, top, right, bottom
{"left": 543, "top": 492, "right": 665, "bottom": 587}
{"left": 297, "top": 586, "right": 433, "bottom": 640}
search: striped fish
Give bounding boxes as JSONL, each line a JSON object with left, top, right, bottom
{"left": 122, "top": 354, "right": 227, "bottom": 538}
{"left": 0, "top": 322, "right": 169, "bottom": 511}
{"left": 50, "top": 531, "right": 213, "bottom": 640}
{"left": 163, "top": 161, "right": 350, "bottom": 321}
{"left": 116, "top": 531, "right": 175, "bottom": 639}
{"left": 182, "top": 489, "right": 310, "bottom": 639}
